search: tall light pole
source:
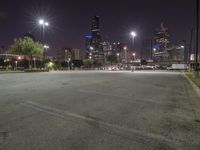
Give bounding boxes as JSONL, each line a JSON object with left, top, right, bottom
{"left": 33, "top": 57, "right": 36, "bottom": 69}
{"left": 124, "top": 46, "right": 127, "bottom": 62}
{"left": 44, "top": 45, "right": 50, "bottom": 61}
{"left": 15, "top": 61, "right": 18, "bottom": 70}
{"left": 39, "top": 19, "right": 49, "bottom": 61}
{"left": 130, "top": 31, "right": 137, "bottom": 49}
{"left": 64, "top": 49, "right": 68, "bottom": 62}
{"left": 132, "top": 53, "right": 136, "bottom": 61}
{"left": 130, "top": 31, "right": 137, "bottom": 63}
{"left": 116, "top": 53, "right": 120, "bottom": 63}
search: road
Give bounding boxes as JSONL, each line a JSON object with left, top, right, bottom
{"left": 0, "top": 71, "right": 200, "bottom": 150}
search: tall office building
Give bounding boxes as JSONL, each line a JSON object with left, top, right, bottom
{"left": 153, "top": 23, "right": 170, "bottom": 62}
{"left": 86, "top": 15, "right": 104, "bottom": 62}
{"left": 154, "top": 23, "right": 170, "bottom": 51}
{"left": 57, "top": 47, "right": 80, "bottom": 62}
{"left": 141, "top": 39, "right": 153, "bottom": 60}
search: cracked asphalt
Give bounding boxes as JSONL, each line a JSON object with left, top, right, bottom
{"left": 0, "top": 71, "right": 200, "bottom": 150}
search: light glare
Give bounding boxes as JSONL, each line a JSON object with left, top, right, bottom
{"left": 39, "top": 19, "right": 44, "bottom": 25}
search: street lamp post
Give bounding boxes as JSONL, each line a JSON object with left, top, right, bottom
{"left": 124, "top": 46, "right": 127, "bottom": 62}
{"left": 132, "top": 53, "right": 136, "bottom": 61}
{"left": 68, "top": 58, "right": 71, "bottom": 70}
{"left": 39, "top": 19, "right": 49, "bottom": 62}
{"left": 117, "top": 53, "right": 120, "bottom": 63}
{"left": 131, "top": 53, "right": 136, "bottom": 72}
{"left": 33, "top": 57, "right": 36, "bottom": 69}
{"left": 15, "top": 61, "right": 18, "bottom": 70}
{"left": 65, "top": 49, "right": 68, "bottom": 62}
{"left": 130, "top": 31, "right": 136, "bottom": 48}
{"left": 130, "top": 31, "right": 136, "bottom": 63}
{"left": 44, "top": 45, "right": 49, "bottom": 61}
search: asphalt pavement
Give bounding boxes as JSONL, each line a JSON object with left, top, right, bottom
{"left": 0, "top": 71, "right": 200, "bottom": 150}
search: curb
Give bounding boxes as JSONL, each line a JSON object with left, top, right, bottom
{"left": 182, "top": 73, "right": 200, "bottom": 98}
{"left": 182, "top": 73, "right": 200, "bottom": 121}
{"left": 0, "top": 71, "right": 25, "bottom": 74}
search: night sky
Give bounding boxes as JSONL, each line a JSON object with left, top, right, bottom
{"left": 0, "top": 0, "right": 196, "bottom": 56}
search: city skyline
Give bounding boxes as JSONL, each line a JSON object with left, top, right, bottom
{"left": 0, "top": 0, "right": 196, "bottom": 55}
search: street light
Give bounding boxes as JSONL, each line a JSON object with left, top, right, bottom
{"left": 38, "top": 19, "right": 49, "bottom": 61}
{"left": 132, "top": 53, "right": 136, "bottom": 61}
{"left": 68, "top": 58, "right": 71, "bottom": 70}
{"left": 124, "top": 46, "right": 128, "bottom": 62}
{"left": 18, "top": 56, "right": 21, "bottom": 60}
{"left": 131, "top": 31, "right": 137, "bottom": 38}
{"left": 44, "top": 45, "right": 49, "bottom": 60}
{"left": 117, "top": 53, "right": 120, "bottom": 63}
{"left": 90, "top": 46, "right": 94, "bottom": 50}
{"left": 38, "top": 19, "right": 49, "bottom": 42}
{"left": 130, "top": 31, "right": 137, "bottom": 62}
{"left": 15, "top": 61, "right": 18, "bottom": 70}
{"left": 33, "top": 57, "right": 36, "bottom": 69}
{"left": 44, "top": 45, "right": 49, "bottom": 49}
{"left": 64, "top": 49, "right": 68, "bottom": 62}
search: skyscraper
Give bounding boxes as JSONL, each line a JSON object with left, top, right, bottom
{"left": 86, "top": 15, "right": 104, "bottom": 63}
{"left": 153, "top": 23, "right": 170, "bottom": 62}
{"left": 141, "top": 39, "right": 153, "bottom": 60}
{"left": 154, "top": 23, "right": 170, "bottom": 51}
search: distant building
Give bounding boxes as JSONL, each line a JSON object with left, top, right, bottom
{"left": 114, "top": 42, "right": 127, "bottom": 63}
{"left": 86, "top": 15, "right": 104, "bottom": 63}
{"left": 102, "top": 42, "right": 112, "bottom": 53}
{"left": 153, "top": 23, "right": 170, "bottom": 62}
{"left": 154, "top": 23, "right": 170, "bottom": 51}
{"left": 112, "top": 42, "right": 126, "bottom": 53}
{"left": 141, "top": 39, "right": 153, "bottom": 60}
{"left": 57, "top": 48, "right": 80, "bottom": 63}
{"left": 0, "top": 46, "right": 6, "bottom": 54}
{"left": 167, "top": 46, "right": 185, "bottom": 63}
{"left": 85, "top": 34, "right": 93, "bottom": 54}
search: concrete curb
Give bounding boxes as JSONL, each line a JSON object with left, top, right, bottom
{"left": 182, "top": 73, "right": 200, "bottom": 122}
{"left": 0, "top": 71, "right": 25, "bottom": 74}
{"left": 182, "top": 73, "right": 200, "bottom": 98}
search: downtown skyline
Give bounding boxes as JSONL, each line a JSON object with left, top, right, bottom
{"left": 0, "top": 0, "right": 197, "bottom": 55}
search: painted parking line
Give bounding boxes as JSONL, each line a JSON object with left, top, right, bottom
{"left": 23, "top": 101, "right": 182, "bottom": 149}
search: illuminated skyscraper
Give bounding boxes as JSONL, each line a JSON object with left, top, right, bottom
{"left": 153, "top": 23, "right": 170, "bottom": 62}
{"left": 86, "top": 15, "right": 104, "bottom": 62}
{"left": 154, "top": 23, "right": 170, "bottom": 51}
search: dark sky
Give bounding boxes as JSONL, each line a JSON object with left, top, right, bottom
{"left": 0, "top": 0, "right": 196, "bottom": 56}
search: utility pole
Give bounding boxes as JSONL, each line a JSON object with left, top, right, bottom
{"left": 189, "top": 29, "right": 194, "bottom": 65}
{"left": 150, "top": 39, "right": 153, "bottom": 60}
{"left": 194, "top": 0, "right": 199, "bottom": 77}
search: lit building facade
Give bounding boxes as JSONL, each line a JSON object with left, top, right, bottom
{"left": 153, "top": 23, "right": 170, "bottom": 62}
{"left": 86, "top": 15, "right": 104, "bottom": 63}
{"left": 57, "top": 48, "right": 80, "bottom": 63}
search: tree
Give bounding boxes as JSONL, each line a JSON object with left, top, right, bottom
{"left": 9, "top": 37, "right": 43, "bottom": 69}
{"left": 83, "top": 59, "right": 94, "bottom": 68}
{"left": 106, "top": 54, "right": 117, "bottom": 64}
{"left": 141, "top": 59, "right": 147, "bottom": 65}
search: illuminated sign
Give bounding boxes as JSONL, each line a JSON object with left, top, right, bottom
{"left": 85, "top": 34, "right": 92, "bottom": 39}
